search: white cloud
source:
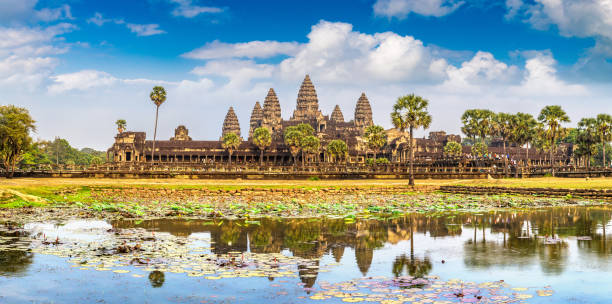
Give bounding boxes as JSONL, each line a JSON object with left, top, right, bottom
{"left": 87, "top": 12, "right": 113, "bottom": 26}
{"left": 441, "top": 51, "right": 521, "bottom": 92}
{"left": 35, "top": 4, "right": 73, "bottom": 22}
{"left": 126, "top": 23, "right": 166, "bottom": 36}
{"left": 373, "top": 0, "right": 464, "bottom": 18}
{"left": 191, "top": 59, "right": 274, "bottom": 88}
{"left": 504, "top": 0, "right": 523, "bottom": 19}
{"left": 278, "top": 21, "right": 448, "bottom": 84}
{"left": 169, "top": 0, "right": 224, "bottom": 18}
{"left": 183, "top": 40, "right": 301, "bottom": 59}
{"left": 514, "top": 51, "right": 586, "bottom": 96}
{"left": 48, "top": 70, "right": 177, "bottom": 94}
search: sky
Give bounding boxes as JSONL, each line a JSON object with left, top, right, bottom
{"left": 0, "top": 0, "right": 611, "bottom": 150}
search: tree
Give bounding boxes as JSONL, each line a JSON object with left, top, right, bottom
{"left": 149, "top": 86, "right": 167, "bottom": 163}
{"left": 222, "top": 133, "right": 240, "bottom": 165}
{"left": 538, "top": 105, "right": 570, "bottom": 176}
{"left": 0, "top": 105, "right": 36, "bottom": 177}
{"left": 364, "top": 125, "right": 387, "bottom": 160}
{"left": 252, "top": 127, "right": 271, "bottom": 165}
{"left": 443, "top": 141, "right": 462, "bottom": 157}
{"left": 115, "top": 119, "right": 127, "bottom": 133}
{"left": 492, "top": 112, "right": 514, "bottom": 176}
{"left": 461, "top": 109, "right": 495, "bottom": 144}
{"left": 472, "top": 142, "right": 488, "bottom": 157}
{"left": 284, "top": 126, "right": 302, "bottom": 165}
{"left": 91, "top": 156, "right": 103, "bottom": 165}
{"left": 509, "top": 113, "right": 538, "bottom": 166}
{"left": 296, "top": 123, "right": 315, "bottom": 167}
{"left": 301, "top": 135, "right": 320, "bottom": 164}
{"left": 576, "top": 118, "right": 598, "bottom": 171}
{"left": 391, "top": 94, "right": 432, "bottom": 186}
{"left": 326, "top": 139, "right": 348, "bottom": 163}
{"left": 596, "top": 114, "right": 612, "bottom": 167}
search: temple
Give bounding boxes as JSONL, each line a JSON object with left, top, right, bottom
{"left": 108, "top": 74, "right": 567, "bottom": 166}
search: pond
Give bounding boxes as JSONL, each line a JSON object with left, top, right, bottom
{"left": 1, "top": 206, "right": 611, "bottom": 303}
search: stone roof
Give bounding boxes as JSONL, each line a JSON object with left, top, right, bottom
{"left": 292, "top": 74, "right": 321, "bottom": 120}
{"left": 331, "top": 105, "right": 344, "bottom": 123}
{"left": 354, "top": 93, "right": 373, "bottom": 127}
{"left": 221, "top": 106, "right": 241, "bottom": 138}
{"left": 262, "top": 88, "right": 281, "bottom": 124}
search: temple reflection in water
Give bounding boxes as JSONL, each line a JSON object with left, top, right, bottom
{"left": 111, "top": 207, "right": 612, "bottom": 287}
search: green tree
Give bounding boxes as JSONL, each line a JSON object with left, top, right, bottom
{"left": 461, "top": 109, "right": 495, "bottom": 143}
{"left": 252, "top": 127, "right": 271, "bottom": 165}
{"left": 391, "top": 94, "right": 432, "bottom": 186}
{"left": 301, "top": 135, "right": 320, "bottom": 164}
{"left": 364, "top": 125, "right": 387, "bottom": 160}
{"left": 596, "top": 114, "right": 612, "bottom": 166}
{"left": 443, "top": 141, "right": 462, "bottom": 157}
{"left": 115, "top": 119, "right": 127, "bottom": 133}
{"left": 492, "top": 113, "right": 514, "bottom": 157}
{"left": 0, "top": 105, "right": 36, "bottom": 177}
{"left": 296, "top": 123, "right": 315, "bottom": 167}
{"left": 538, "top": 105, "right": 570, "bottom": 176}
{"left": 149, "top": 86, "right": 167, "bottom": 163}
{"left": 91, "top": 156, "right": 103, "bottom": 165}
{"left": 284, "top": 126, "right": 302, "bottom": 165}
{"left": 222, "top": 132, "right": 240, "bottom": 165}
{"left": 472, "top": 142, "right": 488, "bottom": 157}
{"left": 576, "top": 118, "right": 598, "bottom": 171}
{"left": 326, "top": 139, "right": 348, "bottom": 163}
{"left": 509, "top": 113, "right": 538, "bottom": 166}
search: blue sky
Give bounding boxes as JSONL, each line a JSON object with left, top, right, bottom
{"left": 0, "top": 0, "right": 611, "bottom": 149}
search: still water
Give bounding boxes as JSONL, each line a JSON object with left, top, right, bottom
{"left": 1, "top": 207, "right": 612, "bottom": 303}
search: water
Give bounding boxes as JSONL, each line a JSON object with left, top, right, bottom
{"left": 1, "top": 207, "right": 612, "bottom": 303}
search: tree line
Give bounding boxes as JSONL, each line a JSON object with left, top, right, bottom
{"left": 0, "top": 105, "right": 107, "bottom": 177}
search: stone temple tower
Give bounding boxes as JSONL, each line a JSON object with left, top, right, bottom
{"left": 221, "top": 106, "right": 241, "bottom": 139}
{"left": 291, "top": 74, "right": 322, "bottom": 121}
{"left": 354, "top": 93, "right": 373, "bottom": 128}
{"left": 331, "top": 105, "right": 344, "bottom": 123}
{"left": 262, "top": 88, "right": 282, "bottom": 132}
{"left": 248, "top": 101, "right": 263, "bottom": 138}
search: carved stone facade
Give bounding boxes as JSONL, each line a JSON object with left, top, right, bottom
{"left": 221, "top": 106, "right": 241, "bottom": 139}
{"left": 170, "top": 125, "right": 191, "bottom": 141}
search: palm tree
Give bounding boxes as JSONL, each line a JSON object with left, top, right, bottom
{"left": 115, "top": 119, "right": 127, "bottom": 133}
{"left": 538, "top": 105, "right": 570, "bottom": 176}
{"left": 443, "top": 141, "right": 462, "bottom": 157}
{"left": 577, "top": 118, "right": 598, "bottom": 172}
{"left": 391, "top": 94, "right": 432, "bottom": 186}
{"left": 492, "top": 112, "right": 514, "bottom": 176}
{"left": 149, "top": 86, "right": 166, "bottom": 163}
{"left": 326, "top": 139, "right": 348, "bottom": 163}
{"left": 596, "top": 114, "right": 612, "bottom": 167}
{"left": 509, "top": 113, "right": 538, "bottom": 166}
{"left": 284, "top": 126, "right": 302, "bottom": 166}
{"left": 296, "top": 123, "right": 315, "bottom": 167}
{"left": 364, "top": 125, "right": 387, "bottom": 160}
{"left": 301, "top": 135, "right": 320, "bottom": 165}
{"left": 222, "top": 133, "right": 240, "bottom": 165}
{"left": 252, "top": 127, "right": 271, "bottom": 165}
{"left": 461, "top": 109, "right": 494, "bottom": 144}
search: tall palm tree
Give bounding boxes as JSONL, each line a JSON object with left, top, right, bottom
{"left": 577, "top": 118, "right": 598, "bottom": 173}
{"left": 538, "top": 105, "right": 570, "bottom": 176}
{"left": 391, "top": 94, "right": 432, "bottom": 186}
{"left": 509, "top": 113, "right": 538, "bottom": 166}
{"left": 296, "top": 123, "right": 315, "bottom": 167}
{"left": 364, "top": 125, "right": 387, "bottom": 160}
{"left": 149, "top": 86, "right": 166, "bottom": 163}
{"left": 596, "top": 114, "right": 612, "bottom": 167}
{"left": 115, "top": 119, "right": 127, "bottom": 133}
{"left": 492, "top": 112, "right": 514, "bottom": 176}
{"left": 284, "top": 126, "right": 302, "bottom": 166}
{"left": 461, "top": 109, "right": 494, "bottom": 144}
{"left": 326, "top": 139, "right": 348, "bottom": 163}
{"left": 252, "top": 127, "right": 271, "bottom": 165}
{"left": 301, "top": 135, "right": 320, "bottom": 164}
{"left": 222, "top": 133, "right": 240, "bottom": 165}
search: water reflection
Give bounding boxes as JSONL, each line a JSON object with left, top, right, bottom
{"left": 148, "top": 271, "right": 165, "bottom": 288}
{"left": 106, "top": 207, "right": 612, "bottom": 288}
{"left": 0, "top": 230, "right": 33, "bottom": 276}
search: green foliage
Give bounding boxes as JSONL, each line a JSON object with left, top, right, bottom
{"left": 471, "top": 142, "right": 488, "bottom": 156}
{"left": 364, "top": 125, "right": 387, "bottom": 156}
{"left": 0, "top": 105, "right": 36, "bottom": 176}
{"left": 327, "top": 139, "right": 348, "bottom": 162}
{"left": 308, "top": 176, "right": 320, "bottom": 181}
{"left": 22, "top": 138, "right": 106, "bottom": 166}
{"left": 538, "top": 105, "right": 570, "bottom": 149}
{"left": 222, "top": 133, "right": 241, "bottom": 152}
{"left": 301, "top": 135, "right": 320, "bottom": 155}
{"left": 443, "top": 141, "right": 462, "bottom": 156}
{"left": 575, "top": 117, "right": 599, "bottom": 166}
{"left": 375, "top": 157, "right": 390, "bottom": 164}
{"left": 115, "top": 119, "right": 127, "bottom": 132}
{"left": 283, "top": 127, "right": 302, "bottom": 158}
{"left": 149, "top": 86, "right": 167, "bottom": 107}
{"left": 390, "top": 94, "right": 432, "bottom": 133}
{"left": 461, "top": 109, "right": 494, "bottom": 142}
{"left": 252, "top": 127, "right": 271, "bottom": 150}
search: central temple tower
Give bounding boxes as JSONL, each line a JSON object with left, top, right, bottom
{"left": 291, "top": 74, "right": 323, "bottom": 121}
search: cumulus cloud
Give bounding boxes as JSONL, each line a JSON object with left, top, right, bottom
{"left": 514, "top": 51, "right": 586, "bottom": 96}
{"left": 278, "top": 21, "right": 448, "bottom": 84}
{"left": 126, "top": 23, "right": 166, "bottom": 36}
{"left": 35, "top": 4, "right": 73, "bottom": 22}
{"left": 87, "top": 12, "right": 113, "bottom": 26}
{"left": 183, "top": 40, "right": 301, "bottom": 59}
{"left": 441, "top": 51, "right": 521, "bottom": 92}
{"left": 0, "top": 23, "right": 74, "bottom": 89}
{"left": 0, "top": 0, "right": 73, "bottom": 24}
{"left": 169, "top": 0, "right": 224, "bottom": 18}
{"left": 373, "top": 0, "right": 464, "bottom": 18}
